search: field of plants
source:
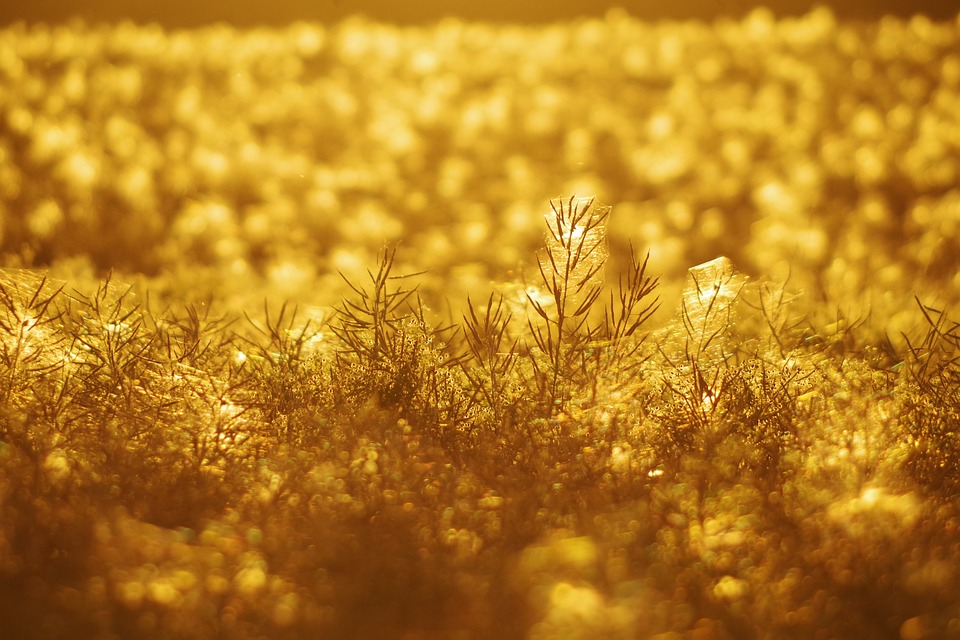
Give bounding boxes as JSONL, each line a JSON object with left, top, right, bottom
{"left": 1, "top": 7, "right": 960, "bottom": 639}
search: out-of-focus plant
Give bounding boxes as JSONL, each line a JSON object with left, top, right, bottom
{"left": 899, "top": 298, "right": 960, "bottom": 495}
{"left": 0, "top": 272, "right": 70, "bottom": 445}
{"left": 646, "top": 257, "right": 748, "bottom": 462}
{"left": 521, "top": 196, "right": 659, "bottom": 416}
{"left": 642, "top": 256, "right": 821, "bottom": 500}
{"left": 239, "top": 301, "right": 324, "bottom": 446}
{"left": 525, "top": 196, "right": 610, "bottom": 415}
{"left": 330, "top": 247, "right": 472, "bottom": 453}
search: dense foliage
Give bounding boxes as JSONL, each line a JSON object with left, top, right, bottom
{"left": 1, "top": 196, "right": 958, "bottom": 639}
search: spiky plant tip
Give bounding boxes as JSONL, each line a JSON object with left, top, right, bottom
{"left": 543, "top": 196, "right": 609, "bottom": 286}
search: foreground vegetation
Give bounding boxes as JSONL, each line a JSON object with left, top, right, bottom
{"left": 1, "top": 8, "right": 960, "bottom": 640}
{"left": 1, "top": 196, "right": 959, "bottom": 639}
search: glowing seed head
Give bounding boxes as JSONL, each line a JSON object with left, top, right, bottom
{"left": 684, "top": 256, "right": 747, "bottom": 310}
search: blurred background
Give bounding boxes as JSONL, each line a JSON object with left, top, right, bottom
{"left": 1, "top": 1, "right": 959, "bottom": 347}
{"left": 2, "top": 0, "right": 959, "bottom": 26}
